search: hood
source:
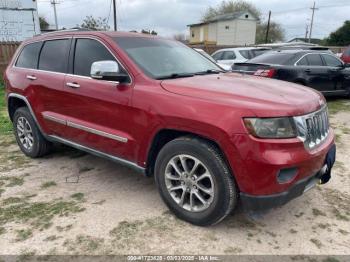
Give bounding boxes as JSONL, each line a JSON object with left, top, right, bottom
{"left": 160, "top": 73, "right": 325, "bottom": 117}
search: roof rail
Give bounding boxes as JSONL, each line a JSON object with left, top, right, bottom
{"left": 37, "top": 27, "right": 95, "bottom": 36}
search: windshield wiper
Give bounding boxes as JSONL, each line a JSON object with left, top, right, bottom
{"left": 194, "top": 69, "right": 224, "bottom": 75}
{"left": 156, "top": 73, "right": 195, "bottom": 80}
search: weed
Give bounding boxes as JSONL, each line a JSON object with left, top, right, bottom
{"left": 15, "top": 229, "right": 33, "bottom": 241}
{"left": 40, "top": 181, "right": 57, "bottom": 189}
{"left": 310, "top": 238, "right": 322, "bottom": 249}
{"left": 312, "top": 208, "right": 326, "bottom": 217}
{"left": 71, "top": 193, "right": 85, "bottom": 201}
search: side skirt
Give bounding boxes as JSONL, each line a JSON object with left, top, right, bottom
{"left": 48, "top": 135, "right": 146, "bottom": 174}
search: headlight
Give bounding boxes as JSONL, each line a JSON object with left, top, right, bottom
{"left": 244, "top": 117, "right": 297, "bottom": 139}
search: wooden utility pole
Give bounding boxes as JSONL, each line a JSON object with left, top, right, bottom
{"left": 265, "top": 11, "right": 271, "bottom": 43}
{"left": 309, "top": 1, "right": 318, "bottom": 43}
{"left": 113, "top": 0, "right": 117, "bottom": 31}
{"left": 305, "top": 24, "right": 309, "bottom": 42}
{"left": 51, "top": 0, "right": 59, "bottom": 30}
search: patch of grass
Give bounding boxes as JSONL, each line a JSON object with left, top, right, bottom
{"left": 15, "top": 229, "right": 33, "bottom": 242}
{"left": 40, "top": 181, "right": 57, "bottom": 189}
{"left": 56, "top": 224, "right": 73, "bottom": 232}
{"left": 0, "top": 87, "right": 13, "bottom": 135}
{"left": 310, "top": 238, "right": 322, "bottom": 249}
{"left": 338, "top": 229, "right": 349, "bottom": 235}
{"left": 0, "top": 176, "right": 24, "bottom": 187}
{"left": 333, "top": 208, "right": 349, "bottom": 221}
{"left": 340, "top": 126, "right": 350, "bottom": 134}
{"left": 63, "top": 235, "right": 104, "bottom": 253}
{"left": 327, "top": 99, "right": 350, "bottom": 115}
{"left": 0, "top": 226, "right": 6, "bottom": 235}
{"left": 312, "top": 208, "right": 326, "bottom": 217}
{"left": 0, "top": 196, "right": 85, "bottom": 232}
{"left": 0, "top": 188, "right": 5, "bottom": 197}
{"left": 322, "top": 257, "right": 340, "bottom": 262}
{"left": 289, "top": 229, "right": 298, "bottom": 234}
{"left": 44, "top": 235, "right": 61, "bottom": 242}
{"left": 2, "top": 197, "right": 23, "bottom": 205}
{"left": 71, "top": 193, "right": 84, "bottom": 201}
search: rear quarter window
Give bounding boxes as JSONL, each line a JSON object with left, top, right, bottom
{"left": 16, "top": 42, "right": 42, "bottom": 69}
{"left": 248, "top": 53, "right": 295, "bottom": 65}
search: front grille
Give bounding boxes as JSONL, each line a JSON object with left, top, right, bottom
{"left": 294, "top": 106, "right": 330, "bottom": 150}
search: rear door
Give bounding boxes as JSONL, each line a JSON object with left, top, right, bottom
{"left": 61, "top": 37, "right": 135, "bottom": 161}
{"left": 321, "top": 53, "right": 346, "bottom": 92}
{"left": 302, "top": 54, "right": 332, "bottom": 92}
{"left": 11, "top": 38, "right": 71, "bottom": 136}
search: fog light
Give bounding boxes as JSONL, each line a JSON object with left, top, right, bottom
{"left": 277, "top": 168, "right": 298, "bottom": 184}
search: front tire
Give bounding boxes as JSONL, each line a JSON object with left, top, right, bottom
{"left": 155, "top": 136, "right": 237, "bottom": 226}
{"left": 13, "top": 107, "right": 52, "bottom": 158}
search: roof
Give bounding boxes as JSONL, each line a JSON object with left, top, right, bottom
{"left": 288, "top": 38, "right": 322, "bottom": 45}
{"left": 188, "top": 11, "right": 258, "bottom": 27}
{"left": 213, "top": 47, "right": 271, "bottom": 53}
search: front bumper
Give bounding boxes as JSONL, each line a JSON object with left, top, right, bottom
{"left": 240, "top": 144, "right": 336, "bottom": 211}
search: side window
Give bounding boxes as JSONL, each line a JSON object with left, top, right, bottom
{"left": 212, "top": 52, "right": 223, "bottom": 61}
{"left": 239, "top": 50, "right": 251, "bottom": 59}
{"left": 39, "top": 39, "right": 70, "bottom": 73}
{"left": 16, "top": 42, "right": 42, "bottom": 69}
{"left": 222, "top": 51, "right": 236, "bottom": 60}
{"left": 322, "top": 54, "right": 343, "bottom": 67}
{"left": 306, "top": 54, "right": 324, "bottom": 66}
{"left": 297, "top": 56, "right": 308, "bottom": 66}
{"left": 74, "top": 38, "right": 117, "bottom": 77}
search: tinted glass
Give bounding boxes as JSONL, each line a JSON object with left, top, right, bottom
{"left": 212, "top": 52, "right": 223, "bottom": 60}
{"left": 16, "top": 42, "right": 42, "bottom": 69}
{"left": 239, "top": 50, "right": 251, "bottom": 59}
{"left": 39, "top": 39, "right": 70, "bottom": 73}
{"left": 74, "top": 39, "right": 116, "bottom": 77}
{"left": 306, "top": 54, "right": 323, "bottom": 66}
{"left": 248, "top": 53, "right": 295, "bottom": 65}
{"left": 114, "top": 37, "right": 221, "bottom": 79}
{"left": 297, "top": 57, "right": 308, "bottom": 66}
{"left": 222, "top": 51, "right": 236, "bottom": 60}
{"left": 322, "top": 54, "right": 343, "bottom": 67}
{"left": 251, "top": 49, "right": 270, "bottom": 58}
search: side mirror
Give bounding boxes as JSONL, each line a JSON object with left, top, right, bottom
{"left": 90, "top": 60, "right": 129, "bottom": 83}
{"left": 344, "top": 63, "right": 350, "bottom": 68}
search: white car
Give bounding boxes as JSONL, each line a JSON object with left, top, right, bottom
{"left": 194, "top": 48, "right": 231, "bottom": 71}
{"left": 212, "top": 47, "right": 271, "bottom": 69}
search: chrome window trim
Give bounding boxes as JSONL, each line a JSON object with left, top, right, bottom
{"left": 66, "top": 121, "right": 128, "bottom": 143}
{"left": 12, "top": 35, "right": 133, "bottom": 86}
{"left": 48, "top": 135, "right": 144, "bottom": 173}
{"left": 294, "top": 52, "right": 344, "bottom": 67}
{"left": 13, "top": 37, "right": 72, "bottom": 71}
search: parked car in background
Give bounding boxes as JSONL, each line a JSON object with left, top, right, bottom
{"left": 341, "top": 46, "right": 350, "bottom": 63}
{"left": 232, "top": 50, "right": 350, "bottom": 97}
{"left": 4, "top": 31, "right": 335, "bottom": 226}
{"left": 211, "top": 47, "right": 271, "bottom": 68}
{"left": 194, "top": 48, "right": 231, "bottom": 71}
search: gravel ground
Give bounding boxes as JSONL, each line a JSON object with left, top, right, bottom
{"left": 0, "top": 97, "right": 349, "bottom": 258}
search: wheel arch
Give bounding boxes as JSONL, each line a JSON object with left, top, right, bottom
{"left": 145, "top": 129, "right": 233, "bottom": 179}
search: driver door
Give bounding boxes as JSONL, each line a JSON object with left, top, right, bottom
{"left": 61, "top": 37, "right": 136, "bottom": 162}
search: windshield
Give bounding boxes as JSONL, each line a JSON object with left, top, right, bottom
{"left": 114, "top": 37, "right": 222, "bottom": 79}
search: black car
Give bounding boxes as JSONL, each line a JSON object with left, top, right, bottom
{"left": 232, "top": 50, "right": 350, "bottom": 97}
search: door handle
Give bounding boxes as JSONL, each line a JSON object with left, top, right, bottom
{"left": 305, "top": 69, "right": 311, "bottom": 73}
{"left": 66, "top": 82, "right": 80, "bottom": 89}
{"left": 26, "top": 75, "right": 37, "bottom": 80}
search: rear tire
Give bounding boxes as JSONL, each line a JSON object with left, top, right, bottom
{"left": 13, "top": 107, "right": 52, "bottom": 158}
{"left": 154, "top": 136, "right": 237, "bottom": 226}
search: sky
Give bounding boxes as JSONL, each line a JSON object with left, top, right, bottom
{"left": 37, "top": 0, "right": 350, "bottom": 41}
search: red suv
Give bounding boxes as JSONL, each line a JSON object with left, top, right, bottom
{"left": 341, "top": 46, "right": 350, "bottom": 64}
{"left": 4, "top": 31, "right": 336, "bottom": 226}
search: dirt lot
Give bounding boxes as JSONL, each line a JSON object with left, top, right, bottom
{"left": 0, "top": 90, "right": 349, "bottom": 256}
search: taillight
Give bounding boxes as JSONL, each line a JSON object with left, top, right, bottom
{"left": 254, "top": 69, "right": 276, "bottom": 78}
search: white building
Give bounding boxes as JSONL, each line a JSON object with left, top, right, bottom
{"left": 0, "top": 0, "right": 40, "bottom": 42}
{"left": 188, "top": 11, "right": 258, "bottom": 46}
